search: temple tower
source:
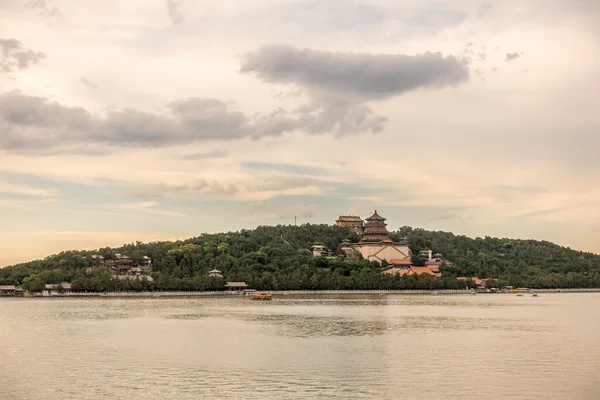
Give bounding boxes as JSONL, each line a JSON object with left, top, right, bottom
{"left": 360, "top": 210, "right": 389, "bottom": 242}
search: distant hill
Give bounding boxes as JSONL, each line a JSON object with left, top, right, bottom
{"left": 1, "top": 224, "right": 599, "bottom": 291}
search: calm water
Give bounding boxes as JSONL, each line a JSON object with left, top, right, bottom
{"left": 1, "top": 293, "right": 600, "bottom": 399}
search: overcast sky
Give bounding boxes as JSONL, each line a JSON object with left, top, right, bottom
{"left": 1, "top": 0, "right": 599, "bottom": 266}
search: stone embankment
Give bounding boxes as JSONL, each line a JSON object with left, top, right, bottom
{"left": 21, "top": 288, "right": 600, "bottom": 298}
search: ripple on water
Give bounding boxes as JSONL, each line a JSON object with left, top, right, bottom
{"left": 1, "top": 293, "right": 598, "bottom": 400}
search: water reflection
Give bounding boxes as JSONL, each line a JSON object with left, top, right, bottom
{"left": 1, "top": 294, "right": 597, "bottom": 400}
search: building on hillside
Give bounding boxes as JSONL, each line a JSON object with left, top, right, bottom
{"left": 341, "top": 210, "right": 412, "bottom": 264}
{"left": 108, "top": 254, "right": 134, "bottom": 275}
{"left": 112, "top": 275, "right": 154, "bottom": 282}
{"left": 224, "top": 282, "right": 248, "bottom": 291}
{"left": 139, "top": 256, "right": 152, "bottom": 271}
{"left": 42, "top": 283, "right": 71, "bottom": 296}
{"left": 381, "top": 259, "right": 413, "bottom": 276}
{"left": 420, "top": 250, "right": 453, "bottom": 268}
{"left": 312, "top": 245, "right": 325, "bottom": 257}
{"left": 311, "top": 245, "right": 335, "bottom": 258}
{"left": 101, "top": 254, "right": 153, "bottom": 276}
{"left": 0, "top": 285, "right": 16, "bottom": 296}
{"left": 408, "top": 266, "right": 441, "bottom": 277}
{"left": 209, "top": 269, "right": 223, "bottom": 278}
{"left": 91, "top": 255, "right": 106, "bottom": 265}
{"left": 360, "top": 211, "right": 389, "bottom": 242}
{"left": 335, "top": 216, "right": 364, "bottom": 235}
{"left": 457, "top": 277, "right": 484, "bottom": 286}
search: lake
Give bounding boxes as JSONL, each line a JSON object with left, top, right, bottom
{"left": 1, "top": 293, "right": 599, "bottom": 399}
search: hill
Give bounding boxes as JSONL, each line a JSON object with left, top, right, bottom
{"left": 1, "top": 224, "right": 599, "bottom": 291}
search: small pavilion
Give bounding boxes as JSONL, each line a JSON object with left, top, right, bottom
{"left": 224, "top": 282, "right": 248, "bottom": 291}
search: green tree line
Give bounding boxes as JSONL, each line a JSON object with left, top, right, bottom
{"left": 1, "top": 224, "right": 599, "bottom": 291}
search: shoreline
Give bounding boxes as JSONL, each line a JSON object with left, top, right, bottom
{"left": 6, "top": 288, "right": 600, "bottom": 298}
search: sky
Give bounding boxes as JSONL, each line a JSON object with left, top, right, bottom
{"left": 1, "top": 0, "right": 599, "bottom": 267}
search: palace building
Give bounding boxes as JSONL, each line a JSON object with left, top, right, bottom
{"left": 340, "top": 210, "right": 412, "bottom": 264}
{"left": 335, "top": 215, "right": 364, "bottom": 235}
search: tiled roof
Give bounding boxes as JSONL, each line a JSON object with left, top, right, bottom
{"left": 409, "top": 266, "right": 437, "bottom": 276}
{"left": 0, "top": 285, "right": 16, "bottom": 290}
{"left": 225, "top": 282, "right": 248, "bottom": 287}
{"left": 365, "top": 210, "right": 385, "bottom": 221}
{"left": 336, "top": 216, "right": 363, "bottom": 222}
{"left": 458, "top": 277, "right": 483, "bottom": 285}
{"left": 389, "top": 259, "right": 412, "bottom": 265}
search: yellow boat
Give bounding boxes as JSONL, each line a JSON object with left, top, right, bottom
{"left": 250, "top": 293, "right": 272, "bottom": 301}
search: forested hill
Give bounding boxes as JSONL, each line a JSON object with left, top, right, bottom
{"left": 1, "top": 224, "right": 599, "bottom": 291}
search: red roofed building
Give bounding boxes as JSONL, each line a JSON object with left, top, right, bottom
{"left": 382, "top": 259, "right": 413, "bottom": 276}
{"left": 340, "top": 210, "right": 413, "bottom": 264}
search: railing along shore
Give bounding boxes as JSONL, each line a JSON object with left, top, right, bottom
{"left": 24, "top": 287, "right": 600, "bottom": 298}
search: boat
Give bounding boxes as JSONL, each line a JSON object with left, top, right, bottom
{"left": 532, "top": 293, "right": 539, "bottom": 297}
{"left": 516, "top": 294, "right": 524, "bottom": 297}
{"left": 250, "top": 293, "right": 272, "bottom": 301}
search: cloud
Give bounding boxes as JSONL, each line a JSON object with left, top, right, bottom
{"left": 0, "top": 197, "right": 56, "bottom": 210}
{"left": 114, "top": 201, "right": 185, "bottom": 217}
{"left": 178, "top": 149, "right": 228, "bottom": 160}
{"left": 128, "top": 180, "right": 239, "bottom": 198}
{"left": 0, "top": 180, "right": 59, "bottom": 198}
{"left": 27, "top": 0, "right": 60, "bottom": 16}
{"left": 428, "top": 213, "right": 472, "bottom": 221}
{"left": 166, "top": 0, "right": 183, "bottom": 25}
{"left": 1, "top": 44, "right": 472, "bottom": 152}
{"left": 242, "top": 161, "right": 323, "bottom": 175}
{"left": 80, "top": 77, "right": 99, "bottom": 89}
{"left": 0, "top": 38, "right": 46, "bottom": 73}
{"left": 0, "top": 92, "right": 251, "bottom": 151}
{"left": 505, "top": 52, "right": 521, "bottom": 62}
{"left": 249, "top": 176, "right": 319, "bottom": 192}
{"left": 240, "top": 45, "right": 469, "bottom": 136}
{"left": 241, "top": 45, "right": 470, "bottom": 100}
{"left": 238, "top": 201, "right": 318, "bottom": 220}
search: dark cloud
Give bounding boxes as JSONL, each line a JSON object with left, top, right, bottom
{"left": 1, "top": 45, "right": 471, "bottom": 152}
{"left": 166, "top": 0, "right": 183, "bottom": 25}
{"left": 179, "top": 149, "right": 228, "bottom": 160}
{"left": 0, "top": 38, "right": 46, "bottom": 73}
{"left": 0, "top": 91, "right": 254, "bottom": 151}
{"left": 241, "top": 45, "right": 468, "bottom": 136}
{"left": 505, "top": 52, "right": 521, "bottom": 62}
{"left": 241, "top": 45, "right": 469, "bottom": 100}
{"left": 80, "top": 77, "right": 98, "bottom": 89}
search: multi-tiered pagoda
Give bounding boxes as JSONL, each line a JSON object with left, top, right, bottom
{"left": 339, "top": 210, "right": 412, "bottom": 265}
{"left": 360, "top": 210, "right": 389, "bottom": 242}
